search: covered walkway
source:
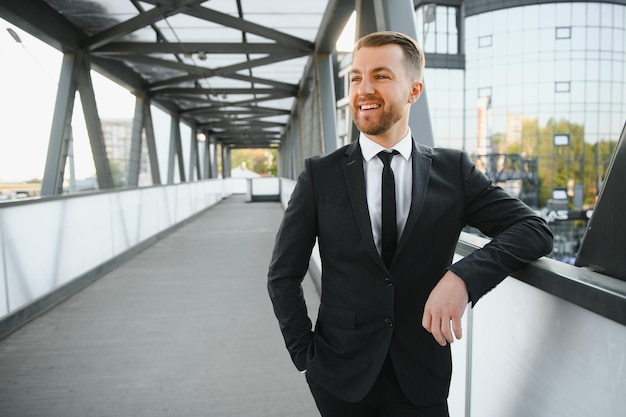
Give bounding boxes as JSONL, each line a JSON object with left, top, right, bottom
{"left": 0, "top": 196, "right": 319, "bottom": 416}
{"left": 1, "top": 1, "right": 626, "bottom": 415}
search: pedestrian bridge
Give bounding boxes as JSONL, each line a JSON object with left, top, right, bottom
{"left": 1, "top": 0, "right": 626, "bottom": 415}
{"left": 0, "top": 187, "right": 321, "bottom": 416}
{"left": 1, "top": 178, "right": 625, "bottom": 416}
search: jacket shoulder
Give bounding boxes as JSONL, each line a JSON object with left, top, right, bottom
{"left": 307, "top": 143, "right": 354, "bottom": 166}
{"left": 417, "top": 144, "right": 466, "bottom": 159}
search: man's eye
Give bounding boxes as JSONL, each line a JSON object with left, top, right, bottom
{"left": 350, "top": 77, "right": 361, "bottom": 83}
{"left": 377, "top": 75, "right": 389, "bottom": 79}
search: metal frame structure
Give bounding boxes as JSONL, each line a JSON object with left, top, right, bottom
{"left": 0, "top": 0, "right": 343, "bottom": 194}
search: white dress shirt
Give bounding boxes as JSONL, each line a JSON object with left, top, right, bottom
{"left": 359, "top": 130, "right": 413, "bottom": 256}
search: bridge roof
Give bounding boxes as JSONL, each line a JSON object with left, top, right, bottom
{"left": 0, "top": 0, "right": 354, "bottom": 148}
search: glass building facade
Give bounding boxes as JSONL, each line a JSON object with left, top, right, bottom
{"left": 412, "top": 0, "right": 626, "bottom": 260}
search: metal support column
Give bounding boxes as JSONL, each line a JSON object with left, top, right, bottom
{"left": 283, "top": 126, "right": 293, "bottom": 179}
{"left": 208, "top": 137, "right": 214, "bottom": 179}
{"left": 127, "top": 96, "right": 144, "bottom": 187}
{"left": 76, "top": 56, "right": 114, "bottom": 190}
{"left": 142, "top": 99, "right": 161, "bottom": 185}
{"left": 41, "top": 53, "right": 79, "bottom": 196}
{"left": 222, "top": 146, "right": 231, "bottom": 178}
{"left": 316, "top": 54, "right": 339, "bottom": 154}
{"left": 290, "top": 115, "right": 301, "bottom": 179}
{"left": 201, "top": 133, "right": 209, "bottom": 179}
{"left": 188, "top": 126, "right": 201, "bottom": 181}
{"left": 280, "top": 124, "right": 292, "bottom": 179}
{"left": 167, "top": 116, "right": 185, "bottom": 184}
{"left": 355, "top": 0, "right": 435, "bottom": 147}
{"left": 212, "top": 141, "right": 220, "bottom": 179}
{"left": 292, "top": 98, "right": 305, "bottom": 177}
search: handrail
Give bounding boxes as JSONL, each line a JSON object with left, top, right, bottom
{"left": 456, "top": 231, "right": 626, "bottom": 326}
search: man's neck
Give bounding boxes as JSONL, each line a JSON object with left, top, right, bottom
{"left": 363, "top": 127, "right": 409, "bottom": 149}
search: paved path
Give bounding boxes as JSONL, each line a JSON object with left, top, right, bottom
{"left": 0, "top": 196, "right": 320, "bottom": 417}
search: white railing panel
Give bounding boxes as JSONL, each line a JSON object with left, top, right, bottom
{"left": 251, "top": 177, "right": 280, "bottom": 196}
{"left": 110, "top": 190, "right": 141, "bottom": 253}
{"left": 232, "top": 178, "right": 248, "bottom": 194}
{"left": 0, "top": 179, "right": 230, "bottom": 320}
{"left": 110, "top": 189, "right": 160, "bottom": 255}
{"left": 166, "top": 185, "right": 180, "bottom": 226}
{"left": 448, "top": 253, "right": 469, "bottom": 417}
{"left": 55, "top": 194, "right": 116, "bottom": 287}
{"left": 470, "top": 277, "right": 626, "bottom": 417}
{"left": 3, "top": 200, "right": 72, "bottom": 311}
{"left": 0, "top": 211, "right": 8, "bottom": 317}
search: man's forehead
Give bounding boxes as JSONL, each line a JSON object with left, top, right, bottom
{"left": 353, "top": 44, "right": 404, "bottom": 65}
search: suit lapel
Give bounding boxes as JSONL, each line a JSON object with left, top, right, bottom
{"left": 342, "top": 142, "right": 385, "bottom": 268}
{"left": 397, "top": 141, "right": 432, "bottom": 253}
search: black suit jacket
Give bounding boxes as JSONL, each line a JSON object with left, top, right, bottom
{"left": 268, "top": 139, "right": 552, "bottom": 406}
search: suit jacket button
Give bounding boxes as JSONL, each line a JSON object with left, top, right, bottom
{"left": 384, "top": 277, "right": 393, "bottom": 286}
{"left": 385, "top": 318, "right": 393, "bottom": 327}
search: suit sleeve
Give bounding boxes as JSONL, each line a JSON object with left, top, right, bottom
{"left": 267, "top": 158, "right": 318, "bottom": 371}
{"left": 447, "top": 151, "right": 553, "bottom": 306}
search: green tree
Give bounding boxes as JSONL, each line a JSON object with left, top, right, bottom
{"left": 109, "top": 160, "right": 126, "bottom": 187}
{"left": 231, "top": 148, "right": 278, "bottom": 176}
{"left": 508, "top": 117, "right": 616, "bottom": 208}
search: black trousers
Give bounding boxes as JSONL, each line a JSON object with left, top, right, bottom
{"left": 306, "top": 356, "right": 449, "bottom": 417}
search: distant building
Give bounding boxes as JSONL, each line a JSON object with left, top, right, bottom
{"left": 0, "top": 183, "right": 41, "bottom": 200}
{"left": 413, "top": 0, "right": 625, "bottom": 153}
{"left": 101, "top": 119, "right": 151, "bottom": 186}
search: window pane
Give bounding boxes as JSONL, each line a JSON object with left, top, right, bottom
{"left": 555, "top": 3, "right": 572, "bottom": 26}
{"left": 587, "top": 3, "right": 601, "bottom": 26}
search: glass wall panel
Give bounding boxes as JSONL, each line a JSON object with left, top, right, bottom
{"left": 458, "top": 1, "right": 625, "bottom": 227}
{"left": 615, "top": 4, "right": 626, "bottom": 27}
{"left": 572, "top": 4, "right": 587, "bottom": 25}
{"left": 587, "top": 3, "right": 601, "bottom": 25}
{"left": 419, "top": 1, "right": 625, "bottom": 261}
{"left": 555, "top": 3, "right": 572, "bottom": 26}
{"left": 612, "top": 28, "right": 624, "bottom": 50}
{"left": 428, "top": 69, "right": 465, "bottom": 149}
{"left": 415, "top": 5, "right": 460, "bottom": 55}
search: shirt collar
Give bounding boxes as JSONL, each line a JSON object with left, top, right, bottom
{"left": 359, "top": 129, "right": 413, "bottom": 162}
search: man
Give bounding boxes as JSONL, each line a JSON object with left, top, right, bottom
{"left": 267, "top": 31, "right": 553, "bottom": 416}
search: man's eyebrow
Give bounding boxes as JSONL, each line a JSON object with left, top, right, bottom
{"left": 349, "top": 67, "right": 395, "bottom": 75}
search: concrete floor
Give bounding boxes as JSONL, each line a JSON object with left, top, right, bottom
{"left": 0, "top": 196, "right": 320, "bottom": 417}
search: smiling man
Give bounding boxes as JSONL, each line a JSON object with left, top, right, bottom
{"left": 268, "top": 31, "right": 553, "bottom": 417}
{"left": 349, "top": 35, "right": 422, "bottom": 143}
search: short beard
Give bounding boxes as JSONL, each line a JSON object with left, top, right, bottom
{"left": 352, "top": 102, "right": 403, "bottom": 136}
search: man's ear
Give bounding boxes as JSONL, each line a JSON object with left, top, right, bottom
{"left": 408, "top": 81, "right": 424, "bottom": 104}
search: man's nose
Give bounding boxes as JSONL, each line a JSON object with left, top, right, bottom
{"left": 357, "top": 77, "right": 374, "bottom": 95}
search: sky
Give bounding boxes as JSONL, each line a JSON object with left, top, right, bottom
{"left": 0, "top": 19, "right": 136, "bottom": 183}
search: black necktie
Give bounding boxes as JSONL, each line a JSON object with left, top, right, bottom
{"left": 377, "top": 150, "right": 399, "bottom": 268}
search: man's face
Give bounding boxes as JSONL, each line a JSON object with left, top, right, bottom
{"left": 349, "top": 44, "right": 422, "bottom": 139}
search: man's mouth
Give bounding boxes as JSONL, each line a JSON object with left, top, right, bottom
{"left": 360, "top": 104, "right": 381, "bottom": 110}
